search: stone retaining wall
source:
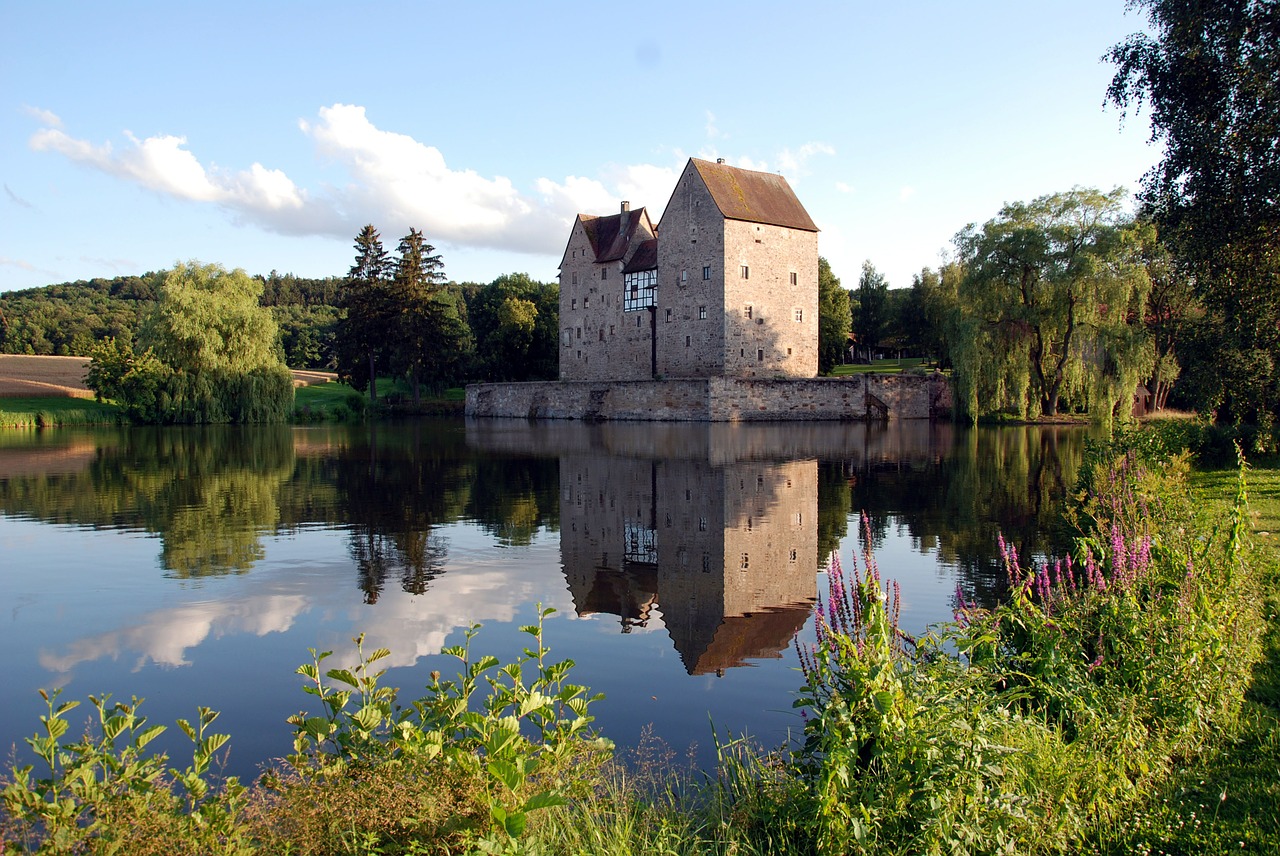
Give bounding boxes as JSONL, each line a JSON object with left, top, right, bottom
{"left": 465, "top": 374, "right": 951, "bottom": 422}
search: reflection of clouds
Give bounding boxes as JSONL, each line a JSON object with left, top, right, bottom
{"left": 36, "top": 529, "right": 569, "bottom": 679}
{"left": 39, "top": 595, "right": 309, "bottom": 672}
{"left": 329, "top": 540, "right": 568, "bottom": 670}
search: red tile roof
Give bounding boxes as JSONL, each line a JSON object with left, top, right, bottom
{"left": 690, "top": 158, "right": 819, "bottom": 232}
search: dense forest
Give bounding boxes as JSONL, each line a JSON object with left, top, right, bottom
{"left": 0, "top": 266, "right": 561, "bottom": 388}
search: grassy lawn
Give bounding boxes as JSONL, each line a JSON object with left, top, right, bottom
{"left": 828, "top": 357, "right": 938, "bottom": 376}
{"left": 0, "top": 396, "right": 121, "bottom": 428}
{"left": 293, "top": 378, "right": 466, "bottom": 420}
{"left": 1098, "top": 460, "right": 1280, "bottom": 854}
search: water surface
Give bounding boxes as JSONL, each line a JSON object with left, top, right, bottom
{"left": 0, "top": 419, "right": 1085, "bottom": 779}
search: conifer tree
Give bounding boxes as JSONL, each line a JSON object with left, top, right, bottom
{"left": 336, "top": 225, "right": 391, "bottom": 403}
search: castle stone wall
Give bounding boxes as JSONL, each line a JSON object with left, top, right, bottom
{"left": 466, "top": 374, "right": 952, "bottom": 422}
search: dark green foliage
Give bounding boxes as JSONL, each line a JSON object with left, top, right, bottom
{"left": 1107, "top": 0, "right": 1280, "bottom": 428}
{"left": 386, "top": 229, "right": 473, "bottom": 401}
{"left": 0, "top": 274, "right": 159, "bottom": 355}
{"left": 335, "top": 225, "right": 393, "bottom": 401}
{"left": 817, "top": 258, "right": 851, "bottom": 374}
{"left": 465, "top": 272, "right": 559, "bottom": 382}
{"left": 335, "top": 225, "right": 475, "bottom": 405}
{"left": 852, "top": 261, "right": 889, "bottom": 362}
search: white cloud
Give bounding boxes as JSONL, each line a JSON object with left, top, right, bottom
{"left": 27, "top": 105, "right": 833, "bottom": 261}
{"left": 28, "top": 104, "right": 686, "bottom": 256}
{"left": 835, "top": 181, "right": 855, "bottom": 194}
{"left": 776, "top": 142, "right": 835, "bottom": 177}
{"left": 29, "top": 126, "right": 312, "bottom": 229}
{"left": 23, "top": 105, "right": 62, "bottom": 128}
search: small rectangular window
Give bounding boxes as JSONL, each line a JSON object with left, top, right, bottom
{"left": 794, "top": 308, "right": 803, "bottom": 322}
{"left": 698, "top": 306, "right": 707, "bottom": 320}
{"left": 757, "top": 349, "right": 764, "bottom": 361}
{"left": 601, "top": 266, "right": 607, "bottom": 280}
{"left": 681, "top": 269, "right": 687, "bottom": 281}
{"left": 685, "top": 335, "right": 691, "bottom": 347}
{"left": 790, "top": 271, "right": 797, "bottom": 286}
{"left": 740, "top": 553, "right": 749, "bottom": 570}
{"left": 572, "top": 272, "right": 578, "bottom": 285}
{"left": 609, "top": 325, "right": 614, "bottom": 335}
{"left": 741, "top": 265, "right": 749, "bottom": 279}
{"left": 702, "top": 266, "right": 711, "bottom": 280}
{"left": 665, "top": 308, "right": 672, "bottom": 322}
{"left": 744, "top": 305, "right": 752, "bottom": 319}
{"left": 571, "top": 298, "right": 577, "bottom": 310}
{"left": 584, "top": 296, "right": 590, "bottom": 308}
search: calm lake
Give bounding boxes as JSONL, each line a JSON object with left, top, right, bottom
{"left": 0, "top": 418, "right": 1087, "bottom": 780}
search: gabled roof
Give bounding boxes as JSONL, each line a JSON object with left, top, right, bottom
{"left": 580, "top": 207, "right": 654, "bottom": 263}
{"left": 622, "top": 238, "right": 658, "bottom": 273}
{"left": 689, "top": 158, "right": 819, "bottom": 232}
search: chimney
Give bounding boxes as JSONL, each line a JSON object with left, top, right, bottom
{"left": 716, "top": 158, "right": 725, "bottom": 164}
{"left": 621, "top": 201, "right": 630, "bottom": 214}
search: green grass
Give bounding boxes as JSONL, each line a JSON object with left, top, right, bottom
{"left": 0, "top": 397, "right": 121, "bottom": 428}
{"left": 1087, "top": 462, "right": 1280, "bottom": 855}
{"left": 292, "top": 379, "right": 466, "bottom": 422}
{"left": 828, "top": 358, "right": 936, "bottom": 376}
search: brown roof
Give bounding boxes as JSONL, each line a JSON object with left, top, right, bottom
{"left": 690, "top": 158, "right": 818, "bottom": 232}
{"left": 581, "top": 208, "right": 653, "bottom": 263}
{"left": 677, "top": 604, "right": 814, "bottom": 676}
{"left": 622, "top": 238, "right": 658, "bottom": 273}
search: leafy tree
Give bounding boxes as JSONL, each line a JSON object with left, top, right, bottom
{"left": 1107, "top": 0, "right": 1280, "bottom": 427}
{"left": 905, "top": 269, "right": 946, "bottom": 364}
{"left": 853, "top": 261, "right": 889, "bottom": 362}
{"left": 336, "top": 225, "right": 393, "bottom": 403}
{"left": 950, "top": 188, "right": 1154, "bottom": 423}
{"left": 817, "top": 257, "right": 851, "bottom": 374}
{"left": 143, "top": 261, "right": 283, "bottom": 373}
{"left": 466, "top": 273, "right": 559, "bottom": 382}
{"left": 86, "top": 262, "right": 294, "bottom": 423}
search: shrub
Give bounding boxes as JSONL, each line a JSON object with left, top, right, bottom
{"left": 789, "top": 432, "right": 1259, "bottom": 854}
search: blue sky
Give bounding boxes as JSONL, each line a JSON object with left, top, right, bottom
{"left": 1, "top": 1, "right": 1161, "bottom": 294}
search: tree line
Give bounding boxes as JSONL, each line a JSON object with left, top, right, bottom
{"left": 0, "top": 245, "right": 561, "bottom": 395}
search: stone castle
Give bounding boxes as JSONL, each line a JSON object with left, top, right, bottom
{"left": 465, "top": 158, "right": 951, "bottom": 422}
{"left": 557, "top": 157, "right": 819, "bottom": 382}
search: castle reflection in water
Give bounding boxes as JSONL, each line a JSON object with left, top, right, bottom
{"left": 466, "top": 421, "right": 888, "bottom": 677}
{"left": 561, "top": 454, "right": 817, "bottom": 675}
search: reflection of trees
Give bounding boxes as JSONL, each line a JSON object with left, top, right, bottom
{"left": 328, "top": 420, "right": 560, "bottom": 602}
{"left": 833, "top": 426, "right": 1086, "bottom": 607}
{"left": 465, "top": 457, "right": 560, "bottom": 546}
{"left": 330, "top": 422, "right": 470, "bottom": 603}
{"left": 0, "top": 427, "right": 294, "bottom": 577}
{"left": 816, "top": 460, "right": 851, "bottom": 568}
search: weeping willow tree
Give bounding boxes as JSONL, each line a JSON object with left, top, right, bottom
{"left": 949, "top": 187, "right": 1155, "bottom": 424}
{"left": 87, "top": 261, "right": 294, "bottom": 423}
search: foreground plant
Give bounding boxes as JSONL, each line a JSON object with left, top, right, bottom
{"left": 0, "top": 691, "right": 249, "bottom": 854}
{"left": 268, "top": 605, "right": 611, "bottom": 854}
{"left": 790, "top": 436, "right": 1260, "bottom": 855}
